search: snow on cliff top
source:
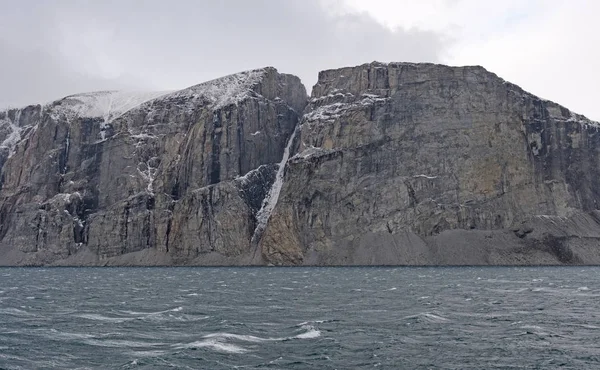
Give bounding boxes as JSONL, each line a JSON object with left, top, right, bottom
{"left": 164, "top": 68, "right": 266, "bottom": 110}
{"left": 49, "top": 68, "right": 268, "bottom": 122}
{"left": 52, "top": 90, "right": 170, "bottom": 122}
{"left": 0, "top": 68, "right": 270, "bottom": 149}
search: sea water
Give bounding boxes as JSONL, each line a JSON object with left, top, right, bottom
{"left": 1, "top": 267, "right": 599, "bottom": 369}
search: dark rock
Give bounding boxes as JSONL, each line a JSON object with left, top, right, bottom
{"left": 2, "top": 62, "right": 600, "bottom": 266}
{"left": 258, "top": 62, "right": 600, "bottom": 266}
{"left": 0, "top": 68, "right": 307, "bottom": 266}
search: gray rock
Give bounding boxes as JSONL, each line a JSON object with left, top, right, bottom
{"left": 3, "top": 61, "right": 600, "bottom": 266}
{"left": 258, "top": 62, "right": 600, "bottom": 266}
{"left": 0, "top": 67, "right": 307, "bottom": 266}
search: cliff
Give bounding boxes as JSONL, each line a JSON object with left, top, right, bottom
{"left": 2, "top": 62, "right": 600, "bottom": 266}
{"left": 0, "top": 68, "right": 306, "bottom": 265}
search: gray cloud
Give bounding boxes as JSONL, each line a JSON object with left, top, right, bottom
{"left": 0, "top": 39, "right": 152, "bottom": 108}
{"left": 0, "top": 0, "right": 447, "bottom": 107}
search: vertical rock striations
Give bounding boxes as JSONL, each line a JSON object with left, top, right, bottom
{"left": 0, "top": 67, "right": 307, "bottom": 265}
{"left": 259, "top": 62, "right": 600, "bottom": 265}
{"left": 3, "top": 62, "right": 600, "bottom": 266}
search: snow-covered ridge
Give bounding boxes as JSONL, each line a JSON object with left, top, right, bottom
{"left": 50, "top": 91, "right": 170, "bottom": 140}
{"left": 48, "top": 68, "right": 268, "bottom": 122}
{"left": 52, "top": 91, "right": 170, "bottom": 122}
{"left": 46, "top": 68, "right": 268, "bottom": 141}
{"left": 0, "top": 68, "right": 270, "bottom": 152}
{"left": 163, "top": 68, "right": 267, "bottom": 110}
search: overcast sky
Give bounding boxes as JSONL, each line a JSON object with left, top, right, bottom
{"left": 1, "top": 0, "right": 598, "bottom": 120}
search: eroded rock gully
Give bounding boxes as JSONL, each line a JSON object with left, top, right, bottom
{"left": 2, "top": 62, "right": 600, "bottom": 266}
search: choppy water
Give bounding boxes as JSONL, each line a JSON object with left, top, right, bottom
{"left": 1, "top": 267, "right": 600, "bottom": 369}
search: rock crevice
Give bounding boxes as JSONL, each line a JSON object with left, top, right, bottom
{"left": 2, "top": 62, "right": 600, "bottom": 266}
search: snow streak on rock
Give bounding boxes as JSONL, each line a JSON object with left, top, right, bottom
{"left": 0, "top": 108, "right": 43, "bottom": 158}
{"left": 251, "top": 125, "right": 299, "bottom": 246}
{"left": 0, "top": 109, "right": 23, "bottom": 157}
{"left": 303, "top": 93, "right": 389, "bottom": 123}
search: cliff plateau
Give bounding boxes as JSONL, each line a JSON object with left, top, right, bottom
{"left": 2, "top": 62, "right": 600, "bottom": 266}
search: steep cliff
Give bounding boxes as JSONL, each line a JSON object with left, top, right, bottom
{"left": 258, "top": 62, "right": 600, "bottom": 265}
{"left": 2, "top": 62, "right": 600, "bottom": 266}
{"left": 0, "top": 67, "right": 307, "bottom": 265}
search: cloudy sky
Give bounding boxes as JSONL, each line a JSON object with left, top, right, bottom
{"left": 1, "top": 0, "right": 598, "bottom": 120}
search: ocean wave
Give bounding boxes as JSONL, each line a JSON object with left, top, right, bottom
{"left": 40, "top": 329, "right": 96, "bottom": 340}
{"left": 402, "top": 312, "right": 450, "bottom": 323}
{"left": 295, "top": 319, "right": 334, "bottom": 326}
{"left": 126, "top": 349, "right": 168, "bottom": 358}
{"left": 176, "top": 328, "right": 321, "bottom": 355}
{"left": 108, "top": 307, "right": 200, "bottom": 323}
{"left": 119, "top": 306, "right": 183, "bottom": 316}
{"left": 201, "top": 324, "right": 322, "bottom": 343}
{"left": 296, "top": 326, "right": 321, "bottom": 339}
{"left": 203, "top": 333, "right": 271, "bottom": 343}
{"left": 0, "top": 307, "right": 33, "bottom": 316}
{"left": 83, "top": 339, "right": 166, "bottom": 348}
{"left": 175, "top": 339, "right": 249, "bottom": 354}
{"left": 76, "top": 313, "right": 133, "bottom": 323}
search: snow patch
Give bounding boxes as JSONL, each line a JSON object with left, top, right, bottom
{"left": 51, "top": 91, "right": 169, "bottom": 122}
{"left": 292, "top": 145, "right": 334, "bottom": 161}
{"left": 161, "top": 68, "right": 266, "bottom": 111}
{"left": 48, "top": 90, "right": 169, "bottom": 141}
{"left": 234, "top": 164, "right": 273, "bottom": 185}
{"left": 73, "top": 216, "right": 84, "bottom": 229}
{"left": 130, "top": 133, "right": 158, "bottom": 140}
{"left": 0, "top": 108, "right": 39, "bottom": 158}
{"left": 0, "top": 109, "right": 23, "bottom": 157}
{"left": 48, "top": 192, "right": 81, "bottom": 205}
{"left": 309, "top": 91, "right": 354, "bottom": 104}
{"left": 1, "top": 68, "right": 268, "bottom": 150}
{"left": 137, "top": 157, "right": 159, "bottom": 194}
{"left": 304, "top": 93, "right": 389, "bottom": 123}
{"left": 44, "top": 68, "right": 267, "bottom": 129}
{"left": 304, "top": 102, "right": 348, "bottom": 122}
{"left": 566, "top": 113, "right": 600, "bottom": 129}
{"left": 251, "top": 125, "right": 298, "bottom": 244}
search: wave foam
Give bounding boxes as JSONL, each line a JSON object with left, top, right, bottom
{"left": 296, "top": 326, "right": 321, "bottom": 339}
{"left": 175, "top": 339, "right": 248, "bottom": 354}
{"left": 203, "top": 333, "right": 270, "bottom": 343}
{"left": 76, "top": 313, "right": 132, "bottom": 323}
{"left": 402, "top": 312, "right": 450, "bottom": 323}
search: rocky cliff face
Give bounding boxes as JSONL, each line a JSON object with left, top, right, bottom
{"left": 258, "top": 62, "right": 600, "bottom": 265}
{"left": 0, "top": 68, "right": 306, "bottom": 265}
{"left": 2, "top": 62, "right": 600, "bottom": 266}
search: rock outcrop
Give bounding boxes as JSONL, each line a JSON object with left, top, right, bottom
{"left": 0, "top": 68, "right": 307, "bottom": 265}
{"left": 258, "top": 62, "right": 600, "bottom": 265}
{"left": 2, "top": 62, "right": 600, "bottom": 266}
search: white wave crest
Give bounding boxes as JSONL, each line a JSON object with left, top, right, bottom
{"left": 296, "top": 326, "right": 321, "bottom": 339}
{"left": 175, "top": 339, "right": 249, "bottom": 354}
